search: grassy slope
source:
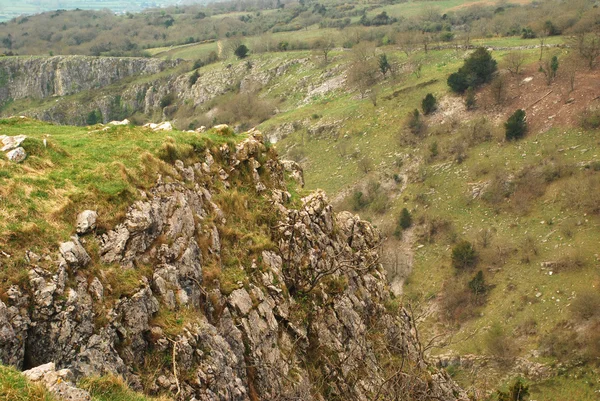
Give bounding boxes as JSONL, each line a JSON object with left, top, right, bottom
{"left": 0, "top": 118, "right": 237, "bottom": 290}
{"left": 247, "top": 42, "right": 598, "bottom": 398}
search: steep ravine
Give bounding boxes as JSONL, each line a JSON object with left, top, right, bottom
{"left": 0, "top": 55, "right": 313, "bottom": 127}
{"left": 0, "top": 128, "right": 467, "bottom": 400}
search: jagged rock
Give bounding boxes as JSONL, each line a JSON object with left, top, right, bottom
{"left": 1, "top": 128, "right": 467, "bottom": 401}
{"left": 23, "top": 362, "right": 92, "bottom": 401}
{"left": 76, "top": 210, "right": 98, "bottom": 235}
{"left": 109, "top": 119, "right": 130, "bottom": 126}
{"left": 0, "top": 134, "right": 27, "bottom": 151}
{"left": 59, "top": 237, "right": 91, "bottom": 268}
{"left": 0, "top": 298, "right": 30, "bottom": 369}
{"left": 6, "top": 147, "right": 27, "bottom": 162}
{"left": 280, "top": 159, "right": 305, "bottom": 187}
{"left": 213, "top": 124, "right": 230, "bottom": 134}
{"left": 228, "top": 288, "right": 253, "bottom": 316}
{"left": 143, "top": 121, "right": 173, "bottom": 132}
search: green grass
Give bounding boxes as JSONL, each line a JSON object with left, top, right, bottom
{"left": 0, "top": 117, "right": 239, "bottom": 292}
{"left": 0, "top": 365, "right": 56, "bottom": 401}
{"left": 80, "top": 375, "right": 171, "bottom": 401}
{"left": 367, "top": 0, "right": 534, "bottom": 19}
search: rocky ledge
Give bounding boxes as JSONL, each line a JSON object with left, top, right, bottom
{"left": 0, "top": 129, "right": 466, "bottom": 401}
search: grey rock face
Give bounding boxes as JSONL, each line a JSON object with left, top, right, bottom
{"left": 6, "top": 146, "right": 27, "bottom": 162}
{"left": 76, "top": 210, "right": 98, "bottom": 235}
{"left": 0, "top": 56, "right": 179, "bottom": 102}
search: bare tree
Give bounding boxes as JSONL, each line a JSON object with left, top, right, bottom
{"left": 538, "top": 28, "right": 548, "bottom": 61}
{"left": 347, "top": 42, "right": 378, "bottom": 98}
{"left": 505, "top": 51, "right": 526, "bottom": 75}
{"left": 490, "top": 74, "right": 507, "bottom": 105}
{"left": 419, "top": 32, "right": 433, "bottom": 54}
{"left": 563, "top": 55, "right": 578, "bottom": 92}
{"left": 396, "top": 31, "right": 418, "bottom": 56}
{"left": 314, "top": 36, "right": 336, "bottom": 64}
{"left": 572, "top": 31, "right": 600, "bottom": 69}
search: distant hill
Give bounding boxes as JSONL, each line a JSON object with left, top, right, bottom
{"left": 0, "top": 0, "right": 211, "bottom": 22}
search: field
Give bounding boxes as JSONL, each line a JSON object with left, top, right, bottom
{"left": 0, "top": 0, "right": 195, "bottom": 22}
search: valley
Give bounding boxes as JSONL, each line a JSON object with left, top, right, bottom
{"left": 1, "top": 0, "right": 600, "bottom": 400}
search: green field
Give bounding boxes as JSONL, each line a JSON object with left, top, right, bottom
{"left": 0, "top": 0, "right": 195, "bottom": 22}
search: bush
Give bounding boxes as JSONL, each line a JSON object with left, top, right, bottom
{"left": 422, "top": 93, "right": 437, "bottom": 115}
{"left": 571, "top": 291, "right": 600, "bottom": 321}
{"left": 505, "top": 109, "right": 527, "bottom": 141}
{"left": 496, "top": 378, "right": 530, "bottom": 401}
{"left": 448, "top": 47, "right": 497, "bottom": 93}
{"left": 234, "top": 44, "right": 249, "bottom": 59}
{"left": 189, "top": 70, "right": 200, "bottom": 87}
{"left": 394, "top": 208, "right": 412, "bottom": 238}
{"left": 447, "top": 72, "right": 469, "bottom": 93}
{"left": 160, "top": 93, "right": 176, "bottom": 108}
{"left": 485, "top": 323, "right": 515, "bottom": 360}
{"left": 451, "top": 240, "right": 477, "bottom": 270}
{"left": 580, "top": 107, "right": 600, "bottom": 130}
{"left": 406, "top": 109, "right": 425, "bottom": 135}
{"left": 86, "top": 109, "right": 102, "bottom": 125}
{"left": 468, "top": 270, "right": 487, "bottom": 296}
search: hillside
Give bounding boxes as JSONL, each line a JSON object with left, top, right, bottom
{"left": 0, "top": 118, "right": 467, "bottom": 400}
{"left": 1, "top": 0, "right": 600, "bottom": 400}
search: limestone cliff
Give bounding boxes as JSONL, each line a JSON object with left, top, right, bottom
{"left": 0, "top": 55, "right": 331, "bottom": 128}
{"left": 0, "top": 56, "right": 179, "bottom": 102}
{"left": 0, "top": 129, "right": 466, "bottom": 401}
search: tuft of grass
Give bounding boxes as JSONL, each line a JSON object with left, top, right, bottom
{"left": 0, "top": 365, "right": 57, "bottom": 401}
{"left": 79, "top": 375, "right": 172, "bottom": 401}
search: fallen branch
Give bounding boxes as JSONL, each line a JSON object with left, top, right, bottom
{"left": 526, "top": 90, "right": 553, "bottom": 109}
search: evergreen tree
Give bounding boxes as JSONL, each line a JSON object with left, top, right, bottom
{"left": 505, "top": 109, "right": 527, "bottom": 141}
{"left": 422, "top": 93, "right": 437, "bottom": 115}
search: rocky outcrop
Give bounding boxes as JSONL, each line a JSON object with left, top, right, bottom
{"left": 23, "top": 363, "right": 91, "bottom": 401}
{"left": 0, "top": 56, "right": 178, "bottom": 102}
{"left": 0, "top": 130, "right": 466, "bottom": 400}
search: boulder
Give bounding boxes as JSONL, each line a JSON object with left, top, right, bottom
{"left": 59, "top": 237, "right": 91, "bottom": 269}
{"left": 0, "top": 134, "right": 27, "bottom": 152}
{"left": 6, "top": 147, "right": 27, "bottom": 163}
{"left": 76, "top": 210, "right": 98, "bottom": 235}
{"left": 109, "top": 119, "right": 130, "bottom": 126}
{"left": 23, "top": 362, "right": 92, "bottom": 401}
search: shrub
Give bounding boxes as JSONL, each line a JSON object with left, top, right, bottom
{"left": 485, "top": 323, "right": 515, "bottom": 360}
{"left": 496, "top": 378, "right": 530, "bottom": 401}
{"left": 86, "top": 109, "right": 102, "bottom": 125}
{"left": 468, "top": 270, "right": 487, "bottom": 297}
{"left": 571, "top": 291, "right": 600, "bottom": 321}
{"left": 160, "top": 93, "right": 176, "bottom": 108}
{"left": 189, "top": 70, "right": 200, "bottom": 87}
{"left": 394, "top": 208, "right": 412, "bottom": 238}
{"left": 580, "top": 107, "right": 600, "bottom": 130}
{"left": 406, "top": 109, "right": 424, "bottom": 135}
{"left": 422, "top": 93, "right": 437, "bottom": 115}
{"left": 234, "top": 44, "right": 249, "bottom": 59}
{"left": 448, "top": 47, "right": 497, "bottom": 93}
{"left": 451, "top": 240, "right": 477, "bottom": 270}
{"left": 505, "top": 109, "right": 527, "bottom": 141}
{"left": 447, "top": 72, "right": 469, "bottom": 93}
